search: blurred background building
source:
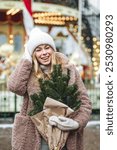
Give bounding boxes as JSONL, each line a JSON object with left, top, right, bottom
{"left": 0, "top": 0, "right": 100, "bottom": 120}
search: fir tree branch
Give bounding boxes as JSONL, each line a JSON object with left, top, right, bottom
{"left": 29, "top": 64, "right": 81, "bottom": 116}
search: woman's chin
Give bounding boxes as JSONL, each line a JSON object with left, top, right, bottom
{"left": 41, "top": 61, "right": 51, "bottom": 66}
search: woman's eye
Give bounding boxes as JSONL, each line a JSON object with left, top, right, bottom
{"left": 45, "top": 46, "right": 49, "bottom": 49}
{"left": 35, "top": 48, "right": 41, "bottom": 51}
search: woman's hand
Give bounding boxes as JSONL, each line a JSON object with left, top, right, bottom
{"left": 49, "top": 116, "right": 79, "bottom": 131}
{"left": 22, "top": 45, "right": 32, "bottom": 63}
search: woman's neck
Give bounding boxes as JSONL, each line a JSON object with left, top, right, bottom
{"left": 40, "top": 64, "right": 51, "bottom": 74}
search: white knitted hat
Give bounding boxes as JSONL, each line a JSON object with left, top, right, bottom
{"left": 26, "top": 27, "right": 56, "bottom": 55}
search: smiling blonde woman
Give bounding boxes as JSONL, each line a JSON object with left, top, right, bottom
{"left": 7, "top": 28, "right": 92, "bottom": 150}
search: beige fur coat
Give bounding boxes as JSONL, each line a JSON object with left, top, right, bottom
{"left": 7, "top": 52, "right": 92, "bottom": 150}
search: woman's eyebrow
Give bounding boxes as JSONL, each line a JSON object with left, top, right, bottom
{"left": 36, "top": 46, "right": 42, "bottom": 49}
{"left": 45, "top": 45, "right": 49, "bottom": 48}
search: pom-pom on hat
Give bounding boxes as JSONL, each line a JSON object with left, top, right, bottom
{"left": 26, "top": 27, "right": 56, "bottom": 55}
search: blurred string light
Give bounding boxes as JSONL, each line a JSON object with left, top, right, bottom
{"left": 9, "top": 34, "right": 13, "bottom": 44}
{"left": 81, "top": 36, "right": 100, "bottom": 76}
{"left": 33, "top": 12, "right": 77, "bottom": 26}
{"left": 91, "top": 36, "right": 100, "bottom": 76}
{"left": 6, "top": 8, "right": 20, "bottom": 15}
{"left": 33, "top": 12, "right": 62, "bottom": 17}
{"left": 34, "top": 19, "right": 65, "bottom": 25}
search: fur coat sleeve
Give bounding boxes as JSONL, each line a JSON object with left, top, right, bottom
{"left": 7, "top": 59, "right": 32, "bottom": 96}
{"left": 70, "top": 65, "right": 92, "bottom": 129}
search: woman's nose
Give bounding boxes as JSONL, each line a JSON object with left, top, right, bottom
{"left": 42, "top": 49, "right": 47, "bottom": 54}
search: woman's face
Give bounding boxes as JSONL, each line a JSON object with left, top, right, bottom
{"left": 34, "top": 44, "right": 53, "bottom": 66}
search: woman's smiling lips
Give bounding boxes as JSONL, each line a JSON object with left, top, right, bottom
{"left": 41, "top": 57, "right": 49, "bottom": 61}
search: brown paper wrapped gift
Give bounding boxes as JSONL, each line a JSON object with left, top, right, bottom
{"left": 30, "top": 97, "right": 74, "bottom": 150}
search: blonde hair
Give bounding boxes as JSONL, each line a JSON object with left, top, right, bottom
{"left": 32, "top": 51, "right": 60, "bottom": 79}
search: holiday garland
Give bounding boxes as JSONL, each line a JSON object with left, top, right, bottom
{"left": 28, "top": 64, "right": 81, "bottom": 116}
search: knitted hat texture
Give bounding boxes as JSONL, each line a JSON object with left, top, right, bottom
{"left": 26, "top": 27, "right": 56, "bottom": 55}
